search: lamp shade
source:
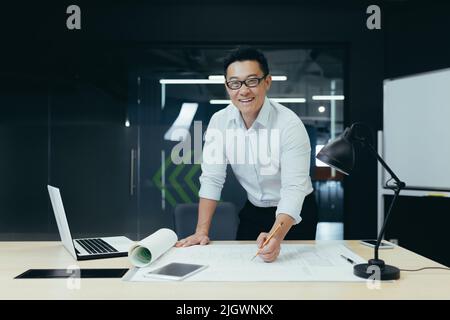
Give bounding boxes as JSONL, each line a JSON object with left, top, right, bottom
{"left": 316, "top": 127, "right": 355, "bottom": 175}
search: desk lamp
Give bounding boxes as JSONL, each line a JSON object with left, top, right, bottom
{"left": 316, "top": 122, "right": 405, "bottom": 280}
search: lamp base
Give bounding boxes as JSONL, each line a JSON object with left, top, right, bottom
{"left": 353, "top": 259, "right": 400, "bottom": 280}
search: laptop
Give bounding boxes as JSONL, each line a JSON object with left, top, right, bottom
{"left": 47, "top": 185, "right": 134, "bottom": 260}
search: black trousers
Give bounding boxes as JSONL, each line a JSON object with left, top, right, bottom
{"left": 236, "top": 192, "right": 318, "bottom": 240}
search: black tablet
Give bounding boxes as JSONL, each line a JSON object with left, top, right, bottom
{"left": 143, "top": 263, "right": 208, "bottom": 281}
{"left": 15, "top": 268, "right": 129, "bottom": 279}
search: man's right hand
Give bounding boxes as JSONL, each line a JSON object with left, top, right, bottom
{"left": 175, "top": 233, "right": 210, "bottom": 247}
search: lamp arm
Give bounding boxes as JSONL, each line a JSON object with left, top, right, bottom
{"left": 365, "top": 142, "right": 405, "bottom": 189}
{"left": 374, "top": 187, "right": 400, "bottom": 260}
{"left": 363, "top": 141, "right": 405, "bottom": 260}
{"left": 350, "top": 122, "right": 405, "bottom": 188}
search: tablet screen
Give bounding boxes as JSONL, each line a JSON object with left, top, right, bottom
{"left": 145, "top": 263, "right": 207, "bottom": 280}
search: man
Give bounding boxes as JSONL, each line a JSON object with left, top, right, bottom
{"left": 176, "top": 46, "right": 317, "bottom": 262}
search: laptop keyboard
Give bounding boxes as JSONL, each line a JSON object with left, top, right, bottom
{"left": 75, "top": 238, "right": 119, "bottom": 254}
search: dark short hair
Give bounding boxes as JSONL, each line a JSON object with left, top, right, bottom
{"left": 223, "top": 46, "right": 269, "bottom": 78}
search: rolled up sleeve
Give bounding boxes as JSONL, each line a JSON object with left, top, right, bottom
{"left": 198, "top": 115, "right": 227, "bottom": 201}
{"left": 276, "top": 121, "right": 313, "bottom": 224}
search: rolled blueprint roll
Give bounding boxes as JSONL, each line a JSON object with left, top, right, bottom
{"left": 128, "top": 228, "right": 178, "bottom": 267}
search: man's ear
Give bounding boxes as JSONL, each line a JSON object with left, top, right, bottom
{"left": 265, "top": 74, "right": 272, "bottom": 90}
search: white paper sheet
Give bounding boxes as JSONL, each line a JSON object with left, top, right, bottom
{"left": 123, "top": 242, "right": 367, "bottom": 282}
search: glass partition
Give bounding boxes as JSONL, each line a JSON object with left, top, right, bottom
{"left": 0, "top": 45, "right": 345, "bottom": 240}
{"left": 132, "top": 46, "right": 345, "bottom": 238}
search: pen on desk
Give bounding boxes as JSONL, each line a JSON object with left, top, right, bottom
{"left": 251, "top": 222, "right": 284, "bottom": 261}
{"left": 340, "top": 254, "right": 356, "bottom": 265}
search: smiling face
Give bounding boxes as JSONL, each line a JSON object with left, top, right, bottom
{"left": 225, "top": 60, "right": 272, "bottom": 120}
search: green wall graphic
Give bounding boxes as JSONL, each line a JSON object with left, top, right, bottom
{"left": 152, "top": 152, "right": 201, "bottom": 207}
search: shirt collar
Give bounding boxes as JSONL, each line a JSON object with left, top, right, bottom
{"left": 227, "top": 96, "right": 272, "bottom": 128}
{"left": 254, "top": 97, "right": 271, "bottom": 128}
{"left": 228, "top": 103, "right": 241, "bottom": 124}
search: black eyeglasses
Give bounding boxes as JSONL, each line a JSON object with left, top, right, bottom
{"left": 225, "top": 75, "right": 267, "bottom": 90}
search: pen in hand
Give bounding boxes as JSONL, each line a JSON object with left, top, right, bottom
{"left": 251, "top": 222, "right": 284, "bottom": 261}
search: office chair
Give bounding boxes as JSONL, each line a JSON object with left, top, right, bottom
{"left": 174, "top": 202, "right": 238, "bottom": 240}
{"left": 315, "top": 222, "right": 344, "bottom": 240}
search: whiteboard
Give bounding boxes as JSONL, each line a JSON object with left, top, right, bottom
{"left": 383, "top": 68, "right": 450, "bottom": 191}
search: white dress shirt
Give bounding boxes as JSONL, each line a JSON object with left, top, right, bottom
{"left": 198, "top": 97, "right": 313, "bottom": 224}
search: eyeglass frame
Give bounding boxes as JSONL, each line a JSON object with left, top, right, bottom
{"left": 225, "top": 74, "right": 268, "bottom": 90}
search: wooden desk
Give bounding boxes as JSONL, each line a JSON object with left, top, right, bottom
{"left": 1, "top": 241, "right": 449, "bottom": 299}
